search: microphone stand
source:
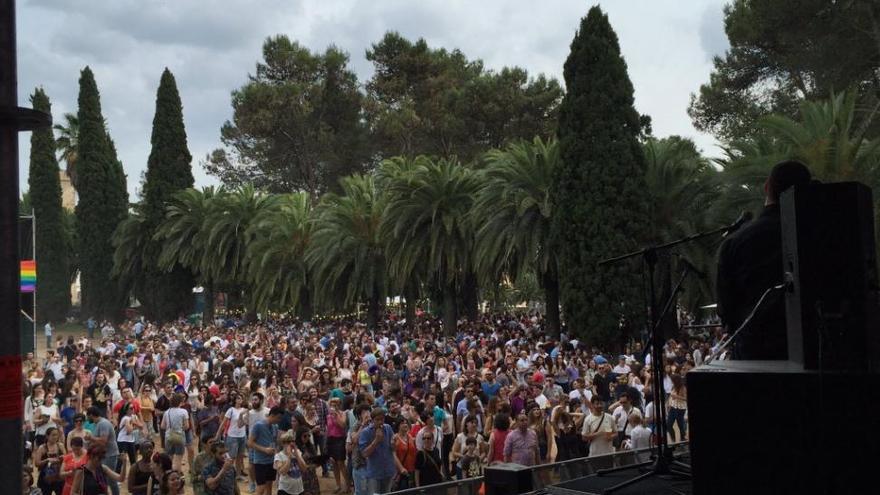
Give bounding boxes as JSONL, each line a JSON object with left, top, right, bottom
{"left": 596, "top": 220, "right": 743, "bottom": 493}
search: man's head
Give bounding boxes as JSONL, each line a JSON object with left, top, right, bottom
{"left": 516, "top": 412, "right": 529, "bottom": 432}
{"left": 86, "top": 406, "right": 102, "bottom": 422}
{"left": 370, "top": 407, "right": 386, "bottom": 428}
{"left": 765, "top": 160, "right": 812, "bottom": 205}
{"left": 251, "top": 393, "right": 264, "bottom": 409}
{"left": 267, "top": 406, "right": 285, "bottom": 424}
{"left": 590, "top": 396, "right": 604, "bottom": 414}
{"left": 209, "top": 440, "right": 228, "bottom": 462}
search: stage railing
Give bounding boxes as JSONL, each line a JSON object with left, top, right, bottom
{"left": 387, "top": 442, "right": 689, "bottom": 495}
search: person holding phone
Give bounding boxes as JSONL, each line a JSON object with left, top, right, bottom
{"left": 202, "top": 441, "right": 236, "bottom": 495}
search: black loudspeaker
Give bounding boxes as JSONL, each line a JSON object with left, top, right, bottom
{"left": 688, "top": 360, "right": 880, "bottom": 495}
{"left": 780, "top": 182, "right": 880, "bottom": 371}
{"left": 485, "top": 463, "right": 533, "bottom": 495}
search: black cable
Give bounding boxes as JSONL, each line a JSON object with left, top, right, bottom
{"left": 705, "top": 283, "right": 786, "bottom": 363}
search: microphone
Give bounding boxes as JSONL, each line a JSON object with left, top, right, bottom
{"left": 722, "top": 211, "right": 753, "bottom": 238}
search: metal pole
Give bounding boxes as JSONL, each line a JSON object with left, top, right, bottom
{"left": 0, "top": 1, "right": 24, "bottom": 493}
{"left": 32, "top": 212, "right": 36, "bottom": 353}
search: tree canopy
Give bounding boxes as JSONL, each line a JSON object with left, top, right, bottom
{"left": 689, "top": 0, "right": 880, "bottom": 142}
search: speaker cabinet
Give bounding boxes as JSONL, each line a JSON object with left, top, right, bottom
{"left": 485, "top": 462, "right": 533, "bottom": 495}
{"left": 780, "top": 182, "right": 880, "bottom": 371}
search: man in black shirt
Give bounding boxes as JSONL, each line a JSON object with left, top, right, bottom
{"left": 716, "top": 160, "right": 812, "bottom": 359}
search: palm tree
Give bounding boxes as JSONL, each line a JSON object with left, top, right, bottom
{"left": 307, "top": 174, "right": 386, "bottom": 328}
{"left": 643, "top": 136, "right": 720, "bottom": 315}
{"left": 153, "top": 187, "right": 222, "bottom": 323}
{"left": 111, "top": 207, "right": 148, "bottom": 308}
{"left": 381, "top": 156, "right": 480, "bottom": 335}
{"left": 202, "top": 185, "right": 278, "bottom": 318}
{"left": 474, "top": 137, "right": 561, "bottom": 336}
{"left": 376, "top": 155, "right": 431, "bottom": 325}
{"left": 54, "top": 112, "right": 79, "bottom": 186}
{"left": 245, "top": 192, "right": 312, "bottom": 317}
{"left": 720, "top": 90, "right": 880, "bottom": 205}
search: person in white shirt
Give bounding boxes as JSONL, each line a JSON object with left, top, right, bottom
{"left": 581, "top": 396, "right": 616, "bottom": 460}
{"left": 627, "top": 413, "right": 652, "bottom": 462}
{"left": 568, "top": 378, "right": 593, "bottom": 414}
{"left": 612, "top": 356, "right": 631, "bottom": 375}
{"left": 44, "top": 322, "right": 53, "bottom": 350}
{"left": 609, "top": 391, "right": 641, "bottom": 451}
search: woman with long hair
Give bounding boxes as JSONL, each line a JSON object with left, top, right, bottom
{"left": 35, "top": 426, "right": 66, "bottom": 495}
{"left": 160, "top": 470, "right": 185, "bottom": 495}
{"left": 70, "top": 445, "right": 126, "bottom": 495}
{"left": 527, "top": 404, "right": 553, "bottom": 464}
{"left": 326, "top": 398, "right": 349, "bottom": 494}
{"left": 666, "top": 374, "right": 688, "bottom": 442}
{"left": 60, "top": 436, "right": 87, "bottom": 495}
{"left": 485, "top": 413, "right": 510, "bottom": 466}
{"left": 126, "top": 440, "right": 154, "bottom": 495}
{"left": 449, "top": 416, "right": 486, "bottom": 479}
{"left": 295, "top": 428, "right": 321, "bottom": 495}
{"left": 393, "top": 420, "right": 417, "bottom": 491}
{"left": 116, "top": 404, "right": 145, "bottom": 466}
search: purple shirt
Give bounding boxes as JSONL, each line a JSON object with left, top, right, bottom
{"left": 503, "top": 428, "right": 538, "bottom": 466}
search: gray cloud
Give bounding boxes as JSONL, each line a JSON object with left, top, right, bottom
{"left": 699, "top": 2, "right": 730, "bottom": 62}
{"left": 17, "top": 0, "right": 730, "bottom": 197}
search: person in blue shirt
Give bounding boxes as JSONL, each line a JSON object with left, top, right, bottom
{"left": 248, "top": 406, "right": 285, "bottom": 495}
{"left": 358, "top": 408, "right": 406, "bottom": 494}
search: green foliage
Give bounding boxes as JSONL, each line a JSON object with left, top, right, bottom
{"left": 381, "top": 156, "right": 480, "bottom": 333}
{"left": 365, "top": 32, "right": 563, "bottom": 160}
{"left": 474, "top": 137, "right": 561, "bottom": 335}
{"left": 307, "top": 174, "right": 386, "bottom": 327}
{"left": 245, "top": 192, "right": 312, "bottom": 315}
{"left": 134, "top": 68, "right": 196, "bottom": 322}
{"left": 719, "top": 90, "right": 880, "bottom": 240}
{"left": 205, "top": 36, "right": 368, "bottom": 195}
{"left": 689, "top": 0, "right": 880, "bottom": 142}
{"left": 28, "top": 88, "right": 71, "bottom": 323}
{"left": 53, "top": 112, "right": 79, "bottom": 187}
{"left": 75, "top": 67, "right": 128, "bottom": 320}
{"left": 642, "top": 137, "right": 720, "bottom": 313}
{"left": 550, "top": 6, "right": 650, "bottom": 349}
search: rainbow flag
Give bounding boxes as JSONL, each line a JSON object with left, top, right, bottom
{"left": 20, "top": 260, "right": 36, "bottom": 293}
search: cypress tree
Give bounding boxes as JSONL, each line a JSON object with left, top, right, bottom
{"left": 140, "top": 68, "right": 195, "bottom": 322}
{"left": 28, "top": 88, "right": 70, "bottom": 323}
{"left": 550, "top": 6, "right": 650, "bottom": 349}
{"left": 75, "top": 67, "right": 128, "bottom": 321}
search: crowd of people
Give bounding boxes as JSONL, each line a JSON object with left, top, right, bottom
{"left": 22, "top": 313, "right": 707, "bottom": 495}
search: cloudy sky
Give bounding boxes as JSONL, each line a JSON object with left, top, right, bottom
{"left": 16, "top": 0, "right": 730, "bottom": 199}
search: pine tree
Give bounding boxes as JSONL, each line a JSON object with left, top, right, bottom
{"left": 28, "top": 88, "right": 70, "bottom": 323}
{"left": 138, "top": 68, "right": 195, "bottom": 322}
{"left": 550, "top": 6, "right": 650, "bottom": 349}
{"left": 75, "top": 67, "right": 128, "bottom": 320}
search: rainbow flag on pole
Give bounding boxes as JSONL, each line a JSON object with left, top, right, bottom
{"left": 20, "top": 260, "right": 36, "bottom": 293}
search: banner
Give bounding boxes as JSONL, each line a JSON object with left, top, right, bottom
{"left": 20, "top": 260, "right": 35, "bottom": 293}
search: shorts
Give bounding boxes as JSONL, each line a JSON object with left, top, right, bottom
{"left": 253, "top": 463, "right": 276, "bottom": 485}
{"left": 327, "top": 436, "right": 346, "bottom": 461}
{"left": 226, "top": 436, "right": 246, "bottom": 458}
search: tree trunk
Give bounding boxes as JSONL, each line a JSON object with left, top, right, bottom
{"left": 203, "top": 284, "right": 215, "bottom": 327}
{"left": 442, "top": 280, "right": 457, "bottom": 336}
{"left": 462, "top": 271, "right": 479, "bottom": 322}
{"left": 299, "top": 286, "right": 313, "bottom": 322}
{"left": 404, "top": 279, "right": 418, "bottom": 329}
{"left": 543, "top": 268, "right": 561, "bottom": 339}
{"left": 367, "top": 283, "right": 381, "bottom": 330}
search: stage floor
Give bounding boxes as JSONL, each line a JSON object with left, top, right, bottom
{"left": 543, "top": 459, "right": 692, "bottom": 495}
